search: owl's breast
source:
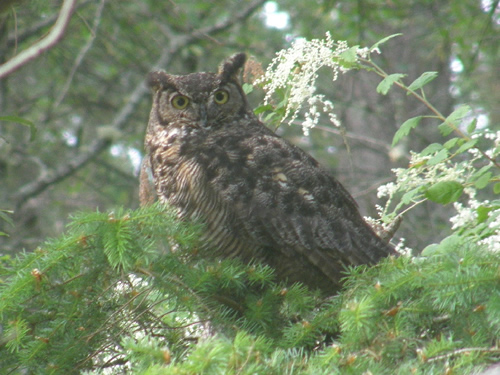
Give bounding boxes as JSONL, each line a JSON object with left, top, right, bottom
{"left": 148, "top": 132, "right": 262, "bottom": 260}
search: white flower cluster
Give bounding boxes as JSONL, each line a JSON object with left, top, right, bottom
{"left": 451, "top": 190, "right": 500, "bottom": 253}
{"left": 257, "top": 32, "right": 369, "bottom": 135}
{"left": 394, "top": 237, "right": 413, "bottom": 257}
{"left": 479, "top": 219, "right": 500, "bottom": 252}
{"left": 482, "top": 129, "right": 500, "bottom": 158}
{"left": 451, "top": 197, "right": 500, "bottom": 253}
{"left": 377, "top": 129, "right": 499, "bottom": 253}
{"left": 377, "top": 151, "right": 476, "bottom": 201}
{"left": 376, "top": 182, "right": 397, "bottom": 199}
{"left": 449, "top": 199, "right": 481, "bottom": 230}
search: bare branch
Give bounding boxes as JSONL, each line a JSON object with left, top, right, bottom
{"left": 194, "top": 0, "right": 266, "bottom": 38}
{"left": 12, "top": 139, "right": 111, "bottom": 209}
{"left": 314, "top": 125, "right": 392, "bottom": 154}
{"left": 6, "top": 0, "right": 94, "bottom": 48}
{"left": 54, "top": 0, "right": 107, "bottom": 107}
{"left": 0, "top": 0, "right": 77, "bottom": 79}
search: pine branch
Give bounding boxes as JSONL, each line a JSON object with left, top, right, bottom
{"left": 426, "top": 347, "right": 500, "bottom": 363}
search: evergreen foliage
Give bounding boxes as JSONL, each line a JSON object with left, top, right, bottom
{"left": 1, "top": 202, "right": 499, "bottom": 374}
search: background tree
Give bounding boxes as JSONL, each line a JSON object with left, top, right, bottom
{"left": 0, "top": 1, "right": 499, "bottom": 374}
{"left": 1, "top": 0, "right": 498, "bottom": 253}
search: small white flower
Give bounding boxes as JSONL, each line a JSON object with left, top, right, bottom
{"left": 377, "top": 182, "right": 397, "bottom": 198}
{"left": 257, "top": 32, "right": 372, "bottom": 134}
{"left": 449, "top": 202, "right": 476, "bottom": 230}
{"left": 394, "top": 237, "right": 412, "bottom": 257}
{"left": 479, "top": 235, "right": 500, "bottom": 252}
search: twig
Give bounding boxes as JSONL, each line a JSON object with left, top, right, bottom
{"left": 314, "top": 124, "right": 392, "bottom": 154}
{"left": 54, "top": 0, "right": 107, "bottom": 107}
{"left": 193, "top": 0, "right": 265, "bottom": 38}
{"left": 426, "top": 346, "right": 500, "bottom": 363}
{"left": 0, "top": 0, "right": 77, "bottom": 79}
{"left": 6, "top": 0, "right": 94, "bottom": 48}
{"left": 12, "top": 138, "right": 111, "bottom": 209}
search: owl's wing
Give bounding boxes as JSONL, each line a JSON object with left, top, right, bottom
{"left": 220, "top": 132, "right": 395, "bottom": 289}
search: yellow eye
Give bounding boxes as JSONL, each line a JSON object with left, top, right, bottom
{"left": 214, "top": 90, "right": 229, "bottom": 104}
{"left": 171, "top": 94, "right": 189, "bottom": 109}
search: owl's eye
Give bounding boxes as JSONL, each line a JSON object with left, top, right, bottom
{"left": 171, "top": 94, "right": 189, "bottom": 109}
{"left": 214, "top": 90, "right": 229, "bottom": 104}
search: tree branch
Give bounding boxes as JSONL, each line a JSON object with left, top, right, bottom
{"left": 6, "top": 0, "right": 94, "bottom": 48}
{"left": 0, "top": 0, "right": 77, "bottom": 79}
{"left": 54, "top": 0, "right": 107, "bottom": 107}
{"left": 194, "top": 0, "right": 266, "bottom": 38}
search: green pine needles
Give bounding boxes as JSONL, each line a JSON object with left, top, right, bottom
{"left": 0, "top": 204, "right": 201, "bottom": 372}
{"left": 1, "top": 204, "right": 499, "bottom": 374}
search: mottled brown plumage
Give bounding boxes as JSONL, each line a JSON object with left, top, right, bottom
{"left": 142, "top": 53, "right": 395, "bottom": 293}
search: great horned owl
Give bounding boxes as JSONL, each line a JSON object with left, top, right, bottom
{"left": 142, "top": 53, "right": 395, "bottom": 293}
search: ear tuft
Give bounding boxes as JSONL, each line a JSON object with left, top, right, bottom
{"left": 147, "top": 70, "right": 171, "bottom": 91}
{"left": 218, "top": 53, "right": 247, "bottom": 83}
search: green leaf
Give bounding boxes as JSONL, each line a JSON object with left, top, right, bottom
{"left": 455, "top": 139, "right": 478, "bottom": 154}
{"left": 421, "top": 243, "right": 439, "bottom": 256}
{"left": 474, "top": 165, "right": 492, "bottom": 176}
{"left": 253, "top": 104, "right": 273, "bottom": 115}
{"left": 439, "top": 105, "right": 471, "bottom": 136}
{"left": 494, "top": 183, "right": 500, "bottom": 194}
{"left": 401, "top": 188, "right": 421, "bottom": 205}
{"left": 421, "top": 143, "right": 443, "bottom": 156}
{"left": 370, "top": 33, "right": 402, "bottom": 51}
{"left": 339, "top": 46, "right": 360, "bottom": 63}
{"left": 242, "top": 83, "right": 253, "bottom": 94}
{"left": 0, "top": 210, "right": 14, "bottom": 227}
{"left": 421, "top": 234, "right": 463, "bottom": 256}
{"left": 474, "top": 172, "right": 492, "bottom": 190}
{"left": 447, "top": 104, "right": 471, "bottom": 124}
{"left": 425, "top": 181, "right": 463, "bottom": 205}
{"left": 426, "top": 148, "right": 449, "bottom": 165}
{"left": 443, "top": 138, "right": 460, "bottom": 150}
{"left": 467, "top": 118, "right": 477, "bottom": 133}
{"left": 376, "top": 73, "right": 406, "bottom": 95}
{"left": 392, "top": 116, "right": 422, "bottom": 146}
{"left": 0, "top": 115, "right": 36, "bottom": 141}
{"left": 263, "top": 112, "right": 278, "bottom": 123}
{"left": 438, "top": 122, "right": 454, "bottom": 137}
{"left": 477, "top": 206, "right": 493, "bottom": 223}
{"left": 407, "top": 71, "right": 438, "bottom": 93}
{"left": 470, "top": 167, "right": 494, "bottom": 190}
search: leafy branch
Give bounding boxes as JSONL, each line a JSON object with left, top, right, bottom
{"left": 253, "top": 33, "right": 499, "bottom": 254}
{"left": 364, "top": 56, "right": 500, "bottom": 170}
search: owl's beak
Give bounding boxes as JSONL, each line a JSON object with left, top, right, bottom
{"left": 198, "top": 105, "right": 208, "bottom": 128}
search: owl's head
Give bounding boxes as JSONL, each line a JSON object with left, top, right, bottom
{"left": 147, "top": 53, "right": 250, "bottom": 132}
